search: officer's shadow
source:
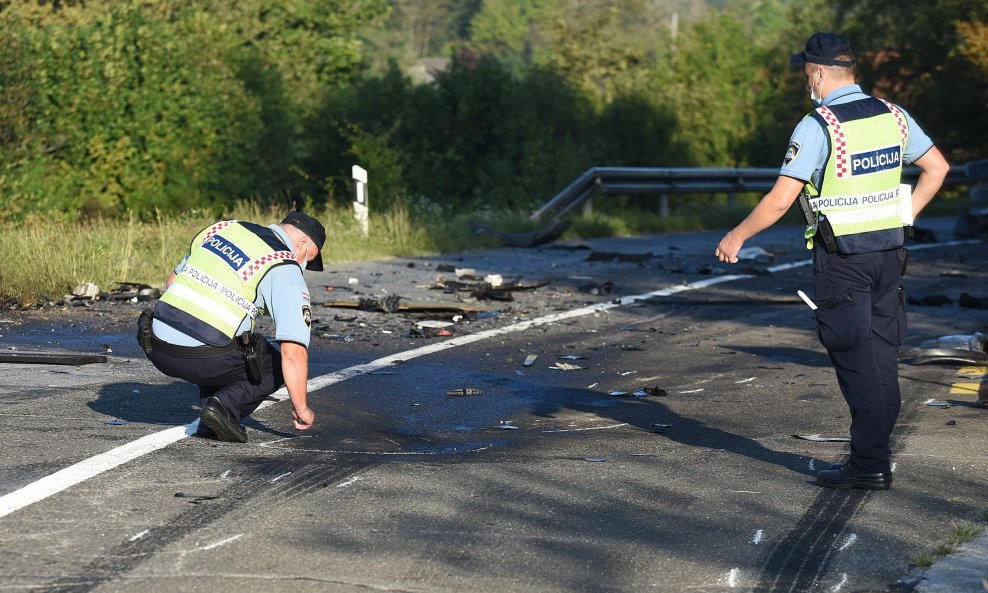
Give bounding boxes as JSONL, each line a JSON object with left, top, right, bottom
{"left": 531, "top": 387, "right": 818, "bottom": 477}
{"left": 89, "top": 381, "right": 297, "bottom": 439}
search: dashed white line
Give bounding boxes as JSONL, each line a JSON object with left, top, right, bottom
{"left": 336, "top": 476, "right": 363, "bottom": 488}
{"left": 198, "top": 534, "right": 243, "bottom": 551}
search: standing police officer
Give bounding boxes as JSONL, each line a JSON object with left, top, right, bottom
{"left": 715, "top": 33, "right": 950, "bottom": 489}
{"left": 139, "top": 211, "right": 326, "bottom": 443}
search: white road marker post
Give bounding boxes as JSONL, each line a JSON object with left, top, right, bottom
{"left": 352, "top": 164, "right": 369, "bottom": 238}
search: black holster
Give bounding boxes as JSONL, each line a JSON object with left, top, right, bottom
{"left": 797, "top": 191, "right": 838, "bottom": 254}
{"left": 137, "top": 308, "right": 154, "bottom": 358}
{"left": 237, "top": 331, "right": 264, "bottom": 385}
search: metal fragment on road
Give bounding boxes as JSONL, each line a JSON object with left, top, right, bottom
{"left": 583, "top": 457, "right": 607, "bottom": 462}
{"left": 549, "top": 362, "right": 583, "bottom": 370}
{"left": 523, "top": 354, "right": 538, "bottom": 366}
{"left": 558, "top": 355, "right": 585, "bottom": 360}
{"left": 791, "top": 434, "right": 851, "bottom": 442}
{"left": 495, "top": 422, "right": 519, "bottom": 430}
{"left": 446, "top": 388, "right": 482, "bottom": 397}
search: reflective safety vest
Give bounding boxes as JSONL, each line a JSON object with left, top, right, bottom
{"left": 156, "top": 221, "right": 298, "bottom": 346}
{"left": 803, "top": 97, "right": 909, "bottom": 254}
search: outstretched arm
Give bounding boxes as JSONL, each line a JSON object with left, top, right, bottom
{"left": 715, "top": 176, "right": 805, "bottom": 263}
{"left": 280, "top": 341, "right": 314, "bottom": 430}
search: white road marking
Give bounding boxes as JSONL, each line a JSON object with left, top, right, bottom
{"left": 1, "top": 239, "right": 976, "bottom": 521}
{"left": 752, "top": 529, "right": 764, "bottom": 544}
{"left": 129, "top": 529, "right": 150, "bottom": 542}
{"left": 198, "top": 534, "right": 243, "bottom": 551}
{"left": 726, "top": 567, "right": 740, "bottom": 587}
{"left": 735, "top": 377, "right": 756, "bottom": 384}
{"left": 336, "top": 476, "right": 363, "bottom": 488}
{"left": 540, "top": 423, "right": 628, "bottom": 433}
{"left": 831, "top": 573, "right": 849, "bottom": 592}
{"left": 270, "top": 472, "right": 292, "bottom": 483}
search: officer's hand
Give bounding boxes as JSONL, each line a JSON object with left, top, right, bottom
{"left": 292, "top": 406, "right": 314, "bottom": 430}
{"left": 715, "top": 232, "right": 742, "bottom": 264}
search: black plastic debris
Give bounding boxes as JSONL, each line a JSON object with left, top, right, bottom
{"left": 959, "top": 292, "right": 988, "bottom": 309}
{"left": 0, "top": 351, "right": 107, "bottom": 365}
{"left": 358, "top": 295, "right": 402, "bottom": 313}
{"left": 174, "top": 492, "right": 220, "bottom": 504}
{"left": 907, "top": 294, "right": 953, "bottom": 306}
{"left": 446, "top": 388, "right": 482, "bottom": 397}
{"left": 585, "top": 251, "right": 653, "bottom": 263}
{"left": 946, "top": 420, "right": 958, "bottom": 426}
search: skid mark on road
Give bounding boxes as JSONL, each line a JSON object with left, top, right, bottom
{"left": 33, "top": 458, "right": 373, "bottom": 593}
{"left": 755, "top": 489, "right": 869, "bottom": 593}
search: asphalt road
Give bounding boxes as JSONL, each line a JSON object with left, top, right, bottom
{"left": 0, "top": 217, "right": 986, "bottom": 593}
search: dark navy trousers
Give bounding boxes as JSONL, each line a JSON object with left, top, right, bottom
{"left": 149, "top": 336, "right": 285, "bottom": 422}
{"left": 813, "top": 246, "right": 907, "bottom": 474}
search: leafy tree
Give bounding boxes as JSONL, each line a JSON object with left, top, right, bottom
{"left": 835, "top": 0, "right": 988, "bottom": 161}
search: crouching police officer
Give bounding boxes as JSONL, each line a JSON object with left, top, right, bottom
{"left": 715, "top": 33, "right": 949, "bottom": 489}
{"left": 138, "top": 211, "right": 326, "bottom": 442}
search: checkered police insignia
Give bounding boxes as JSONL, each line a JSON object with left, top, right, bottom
{"left": 302, "top": 304, "right": 311, "bottom": 327}
{"left": 816, "top": 106, "right": 849, "bottom": 178}
{"left": 783, "top": 141, "right": 801, "bottom": 167}
{"left": 201, "top": 220, "right": 237, "bottom": 244}
{"left": 239, "top": 251, "right": 296, "bottom": 282}
{"left": 877, "top": 98, "right": 909, "bottom": 150}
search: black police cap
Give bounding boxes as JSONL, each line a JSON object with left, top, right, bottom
{"left": 790, "top": 32, "right": 855, "bottom": 67}
{"left": 281, "top": 211, "right": 326, "bottom": 272}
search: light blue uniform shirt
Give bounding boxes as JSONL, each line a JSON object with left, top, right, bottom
{"left": 153, "top": 224, "right": 312, "bottom": 348}
{"left": 779, "top": 84, "right": 934, "bottom": 187}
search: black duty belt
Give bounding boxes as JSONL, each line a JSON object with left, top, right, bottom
{"left": 149, "top": 334, "right": 238, "bottom": 358}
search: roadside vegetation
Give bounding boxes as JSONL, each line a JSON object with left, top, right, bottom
{"left": 910, "top": 515, "right": 987, "bottom": 569}
{"left": 0, "top": 0, "right": 985, "bottom": 302}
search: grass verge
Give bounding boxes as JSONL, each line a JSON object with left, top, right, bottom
{"left": 911, "top": 520, "right": 987, "bottom": 569}
{"left": 0, "top": 190, "right": 969, "bottom": 305}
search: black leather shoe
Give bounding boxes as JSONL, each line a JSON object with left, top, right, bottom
{"left": 194, "top": 422, "right": 218, "bottom": 439}
{"left": 816, "top": 466, "right": 891, "bottom": 490}
{"left": 199, "top": 397, "right": 248, "bottom": 443}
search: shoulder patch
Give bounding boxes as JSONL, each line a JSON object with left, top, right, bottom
{"left": 783, "top": 141, "right": 801, "bottom": 167}
{"left": 302, "top": 304, "right": 311, "bottom": 327}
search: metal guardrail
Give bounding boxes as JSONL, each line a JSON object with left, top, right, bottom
{"left": 531, "top": 160, "right": 988, "bottom": 222}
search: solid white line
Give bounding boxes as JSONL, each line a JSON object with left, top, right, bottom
{"left": 0, "top": 424, "right": 194, "bottom": 519}
{"left": 1, "top": 239, "right": 976, "bottom": 521}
